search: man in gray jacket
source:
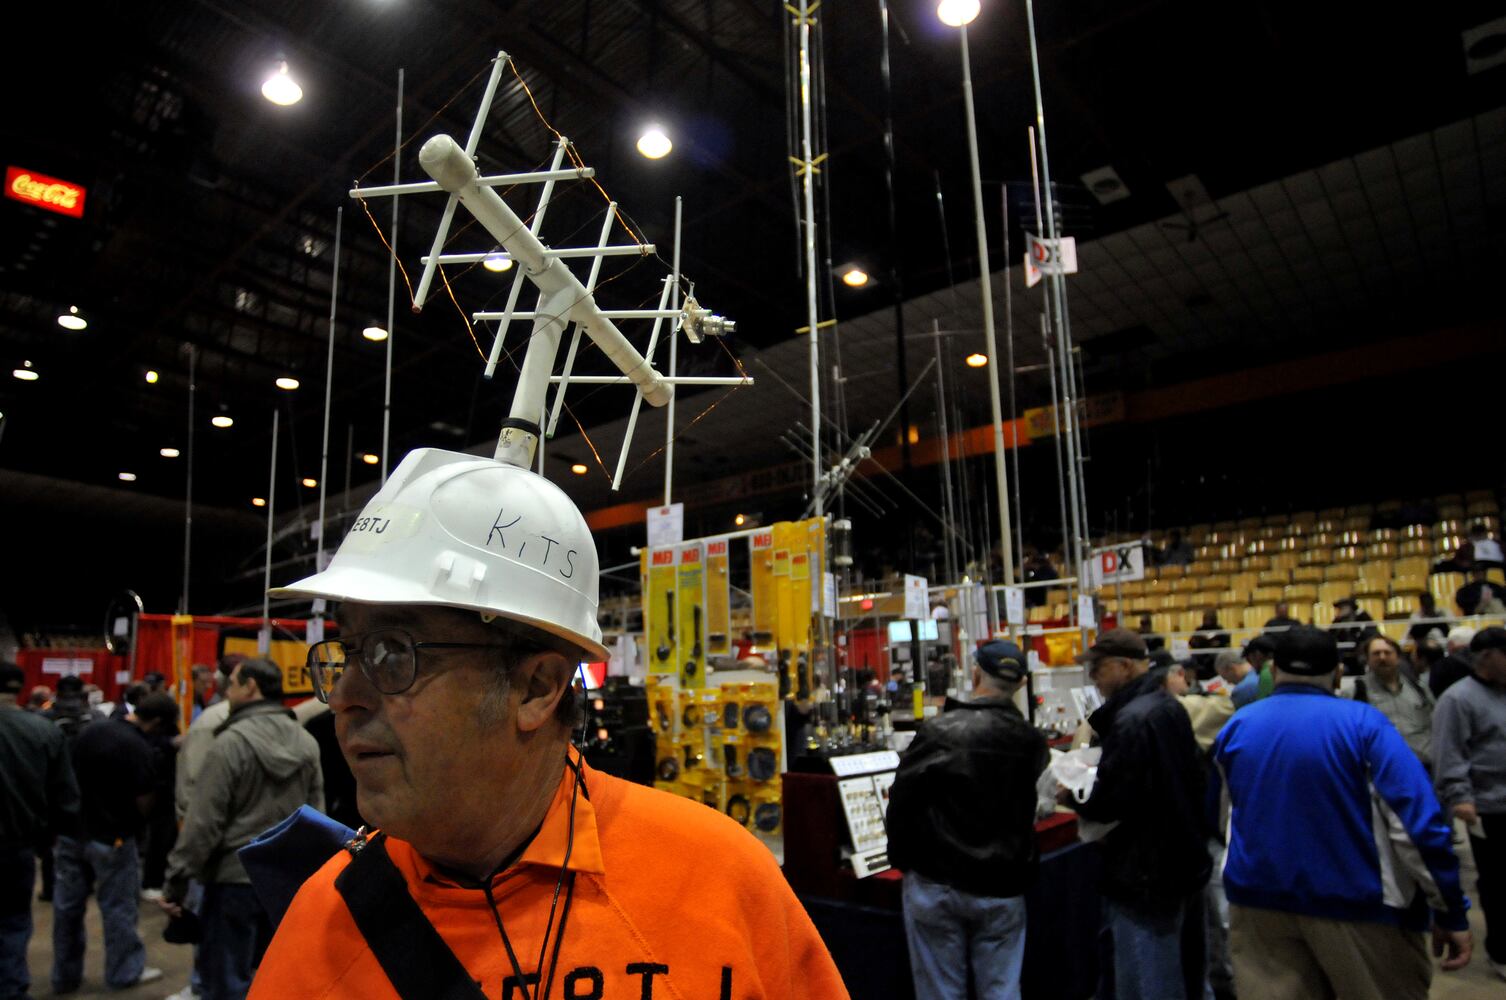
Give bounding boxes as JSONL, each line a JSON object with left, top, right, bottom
{"left": 1434, "top": 626, "right": 1506, "bottom": 982}
{"left": 161, "top": 657, "right": 322, "bottom": 1000}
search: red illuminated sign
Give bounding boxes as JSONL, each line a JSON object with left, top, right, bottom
{"left": 5, "top": 166, "right": 85, "bottom": 218}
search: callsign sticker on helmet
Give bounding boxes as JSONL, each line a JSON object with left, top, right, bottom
{"left": 271, "top": 448, "right": 608, "bottom": 661}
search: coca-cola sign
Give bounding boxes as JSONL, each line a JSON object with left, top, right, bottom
{"left": 5, "top": 166, "right": 86, "bottom": 218}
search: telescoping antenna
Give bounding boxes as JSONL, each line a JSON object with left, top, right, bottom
{"left": 349, "top": 51, "right": 748, "bottom": 482}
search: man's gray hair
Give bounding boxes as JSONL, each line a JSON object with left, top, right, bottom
{"left": 1447, "top": 626, "right": 1477, "bottom": 652}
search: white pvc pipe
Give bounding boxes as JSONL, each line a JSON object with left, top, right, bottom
{"left": 548, "top": 204, "right": 618, "bottom": 437}
{"left": 348, "top": 167, "right": 592, "bottom": 200}
{"left": 474, "top": 308, "right": 680, "bottom": 321}
{"left": 423, "top": 245, "right": 651, "bottom": 264}
{"left": 317, "top": 206, "right": 342, "bottom": 573}
{"left": 663, "top": 197, "right": 682, "bottom": 506}
{"left": 550, "top": 375, "right": 752, "bottom": 386}
{"left": 418, "top": 133, "right": 671, "bottom": 406}
{"left": 612, "top": 275, "right": 675, "bottom": 491}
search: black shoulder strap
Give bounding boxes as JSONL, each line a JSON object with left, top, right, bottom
{"left": 334, "top": 836, "right": 487, "bottom": 1000}
{"left": 1354, "top": 678, "right": 1367, "bottom": 704}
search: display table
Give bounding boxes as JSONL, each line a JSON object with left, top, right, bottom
{"left": 798, "top": 840, "right": 1101, "bottom": 1000}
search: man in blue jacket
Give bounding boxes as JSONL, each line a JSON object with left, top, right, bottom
{"left": 1211, "top": 626, "right": 1472, "bottom": 999}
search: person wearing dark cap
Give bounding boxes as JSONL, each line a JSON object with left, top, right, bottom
{"left": 1433, "top": 626, "right": 1506, "bottom": 981}
{"left": 1062, "top": 628, "right": 1211, "bottom": 1000}
{"left": 51, "top": 690, "right": 179, "bottom": 992}
{"left": 887, "top": 640, "right": 1049, "bottom": 1000}
{"left": 1331, "top": 597, "right": 1378, "bottom": 675}
{"left": 0, "top": 661, "right": 80, "bottom": 1000}
{"left": 1210, "top": 626, "right": 1472, "bottom": 999}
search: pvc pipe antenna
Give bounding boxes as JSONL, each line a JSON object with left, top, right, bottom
{"left": 1001, "top": 190, "right": 1025, "bottom": 576}
{"left": 381, "top": 68, "right": 403, "bottom": 484}
{"left": 411, "top": 52, "right": 511, "bottom": 311}
{"left": 547, "top": 203, "right": 616, "bottom": 438}
{"left": 317, "top": 206, "right": 343, "bottom": 574}
{"left": 481, "top": 137, "right": 570, "bottom": 381}
{"left": 662, "top": 196, "right": 682, "bottom": 506}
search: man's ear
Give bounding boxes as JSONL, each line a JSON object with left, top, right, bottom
{"left": 512, "top": 651, "right": 573, "bottom": 733}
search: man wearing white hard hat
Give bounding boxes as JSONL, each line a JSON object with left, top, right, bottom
{"left": 248, "top": 448, "right": 848, "bottom": 999}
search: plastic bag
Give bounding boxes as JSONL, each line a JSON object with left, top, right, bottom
{"left": 1047, "top": 746, "right": 1120, "bottom": 843}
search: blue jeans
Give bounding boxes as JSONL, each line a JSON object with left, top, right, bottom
{"left": 52, "top": 836, "right": 146, "bottom": 990}
{"left": 200, "top": 884, "right": 268, "bottom": 1000}
{"left": 902, "top": 871, "right": 1027, "bottom": 1000}
{"left": 1102, "top": 894, "right": 1203, "bottom": 1000}
{"left": 0, "top": 846, "right": 35, "bottom": 1000}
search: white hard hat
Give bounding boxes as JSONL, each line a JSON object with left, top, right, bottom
{"left": 272, "top": 448, "right": 607, "bottom": 661}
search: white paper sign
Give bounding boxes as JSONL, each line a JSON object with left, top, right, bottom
{"left": 257, "top": 626, "right": 271, "bottom": 655}
{"left": 1024, "top": 234, "right": 1079, "bottom": 288}
{"left": 305, "top": 617, "right": 325, "bottom": 645}
{"left": 1004, "top": 586, "right": 1026, "bottom": 627}
{"left": 903, "top": 574, "right": 929, "bottom": 621}
{"left": 41, "top": 658, "right": 92, "bottom": 676}
{"left": 111, "top": 616, "right": 131, "bottom": 638}
{"left": 1093, "top": 544, "right": 1146, "bottom": 586}
{"left": 823, "top": 572, "right": 837, "bottom": 619}
{"left": 646, "top": 503, "right": 685, "bottom": 546}
{"left": 1078, "top": 594, "right": 1097, "bottom": 630}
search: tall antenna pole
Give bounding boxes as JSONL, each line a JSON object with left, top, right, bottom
{"left": 317, "top": 207, "right": 343, "bottom": 573}
{"left": 179, "top": 345, "right": 195, "bottom": 614}
{"left": 955, "top": 21, "right": 1015, "bottom": 584}
{"left": 1023, "top": 0, "right": 1087, "bottom": 588}
{"left": 798, "top": 0, "right": 823, "bottom": 516}
{"left": 261, "top": 409, "right": 279, "bottom": 652}
{"left": 381, "top": 68, "right": 404, "bottom": 483}
{"left": 663, "top": 196, "right": 682, "bottom": 506}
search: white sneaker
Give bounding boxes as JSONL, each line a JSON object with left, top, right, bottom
{"left": 140, "top": 888, "right": 164, "bottom": 901}
{"left": 119, "top": 967, "right": 164, "bottom": 989}
{"left": 162, "top": 987, "right": 198, "bottom": 1000}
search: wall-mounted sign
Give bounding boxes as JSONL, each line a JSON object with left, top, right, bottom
{"left": 5, "top": 166, "right": 86, "bottom": 218}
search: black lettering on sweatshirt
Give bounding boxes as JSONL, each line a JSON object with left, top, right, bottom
{"left": 563, "top": 966, "right": 604, "bottom": 1000}
{"left": 626, "top": 962, "right": 669, "bottom": 999}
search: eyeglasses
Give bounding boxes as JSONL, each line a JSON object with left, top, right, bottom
{"left": 306, "top": 627, "right": 511, "bottom": 703}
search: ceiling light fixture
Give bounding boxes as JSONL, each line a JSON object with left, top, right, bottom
{"left": 118, "top": 472, "right": 137, "bottom": 482}
{"left": 160, "top": 447, "right": 181, "bottom": 458}
{"left": 145, "top": 370, "right": 159, "bottom": 384}
{"left": 275, "top": 376, "right": 300, "bottom": 390}
{"left": 936, "top": 0, "right": 981, "bottom": 27}
{"left": 11, "top": 367, "right": 39, "bottom": 381}
{"left": 734, "top": 514, "right": 747, "bottom": 527}
{"left": 965, "top": 353, "right": 988, "bottom": 368}
{"left": 251, "top": 497, "right": 267, "bottom": 507}
{"left": 483, "top": 254, "right": 514, "bottom": 272}
{"left": 301, "top": 477, "right": 318, "bottom": 488}
{"left": 636, "top": 126, "right": 672, "bottom": 160}
{"left": 570, "top": 463, "right": 589, "bottom": 475}
{"left": 57, "top": 305, "right": 87, "bottom": 331}
{"left": 261, "top": 61, "right": 303, "bottom": 106}
{"left": 841, "top": 268, "right": 869, "bottom": 288}
{"left": 362, "top": 325, "right": 388, "bottom": 342}
{"left": 361, "top": 452, "right": 380, "bottom": 465}
{"left": 211, "top": 415, "right": 234, "bottom": 429}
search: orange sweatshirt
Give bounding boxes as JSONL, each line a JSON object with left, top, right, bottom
{"left": 249, "top": 755, "right": 849, "bottom": 1000}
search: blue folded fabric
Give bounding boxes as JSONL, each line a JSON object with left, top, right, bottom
{"left": 239, "top": 805, "right": 357, "bottom": 929}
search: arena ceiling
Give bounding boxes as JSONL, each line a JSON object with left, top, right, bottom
{"left": 0, "top": 0, "right": 1503, "bottom": 620}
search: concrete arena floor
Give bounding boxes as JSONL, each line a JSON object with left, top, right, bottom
{"left": 17, "top": 828, "right": 1501, "bottom": 998}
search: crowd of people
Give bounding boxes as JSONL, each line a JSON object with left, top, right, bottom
{"left": 887, "top": 613, "right": 1506, "bottom": 1000}
{"left": 0, "top": 654, "right": 323, "bottom": 1000}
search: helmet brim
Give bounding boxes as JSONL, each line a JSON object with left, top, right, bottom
{"left": 271, "top": 564, "right": 611, "bottom": 663}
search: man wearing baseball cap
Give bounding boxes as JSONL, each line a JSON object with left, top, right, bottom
{"left": 1211, "top": 626, "right": 1471, "bottom": 999}
{"left": 1065, "top": 628, "right": 1211, "bottom": 999}
{"left": 888, "top": 640, "right": 1049, "bottom": 999}
{"left": 1433, "top": 626, "right": 1506, "bottom": 980}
